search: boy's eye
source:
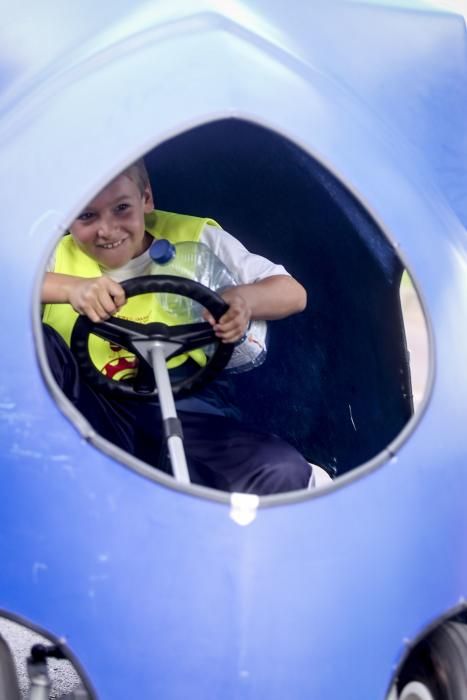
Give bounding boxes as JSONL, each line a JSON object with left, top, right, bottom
{"left": 116, "top": 203, "right": 130, "bottom": 213}
{"left": 76, "top": 212, "right": 94, "bottom": 222}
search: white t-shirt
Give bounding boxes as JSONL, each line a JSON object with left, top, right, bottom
{"left": 48, "top": 224, "right": 289, "bottom": 283}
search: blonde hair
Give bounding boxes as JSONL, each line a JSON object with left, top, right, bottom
{"left": 121, "top": 158, "right": 151, "bottom": 194}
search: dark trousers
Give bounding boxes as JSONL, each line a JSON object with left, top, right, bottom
{"left": 43, "top": 325, "right": 311, "bottom": 495}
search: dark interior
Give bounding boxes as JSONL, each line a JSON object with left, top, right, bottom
{"left": 145, "top": 118, "right": 413, "bottom": 476}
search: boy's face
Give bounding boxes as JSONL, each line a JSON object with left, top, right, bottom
{"left": 70, "top": 174, "right": 154, "bottom": 269}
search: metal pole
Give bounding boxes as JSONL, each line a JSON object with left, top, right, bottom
{"left": 150, "top": 343, "right": 190, "bottom": 484}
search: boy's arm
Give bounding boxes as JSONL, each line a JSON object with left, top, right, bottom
{"left": 42, "top": 272, "right": 126, "bottom": 323}
{"left": 201, "top": 225, "right": 307, "bottom": 342}
{"left": 207, "top": 274, "right": 307, "bottom": 343}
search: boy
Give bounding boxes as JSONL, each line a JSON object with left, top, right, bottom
{"left": 42, "top": 159, "right": 312, "bottom": 494}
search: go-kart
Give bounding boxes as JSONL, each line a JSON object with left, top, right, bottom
{"left": 1, "top": 2, "right": 467, "bottom": 699}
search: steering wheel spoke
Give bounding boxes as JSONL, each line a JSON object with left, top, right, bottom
{"left": 166, "top": 321, "right": 217, "bottom": 354}
{"left": 90, "top": 317, "right": 167, "bottom": 346}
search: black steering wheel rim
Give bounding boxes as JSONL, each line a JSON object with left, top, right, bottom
{"left": 70, "top": 275, "right": 234, "bottom": 398}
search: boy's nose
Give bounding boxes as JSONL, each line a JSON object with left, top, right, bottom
{"left": 97, "top": 216, "right": 117, "bottom": 238}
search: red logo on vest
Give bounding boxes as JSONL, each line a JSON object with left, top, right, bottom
{"left": 102, "top": 353, "right": 139, "bottom": 381}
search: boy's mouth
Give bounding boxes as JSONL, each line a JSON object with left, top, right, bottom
{"left": 98, "top": 236, "right": 128, "bottom": 250}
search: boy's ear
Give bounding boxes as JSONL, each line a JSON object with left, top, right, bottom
{"left": 143, "top": 183, "right": 155, "bottom": 212}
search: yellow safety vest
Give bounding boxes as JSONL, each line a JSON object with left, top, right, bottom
{"left": 43, "top": 210, "right": 221, "bottom": 380}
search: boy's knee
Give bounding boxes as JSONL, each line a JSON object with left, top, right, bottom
{"left": 247, "top": 437, "right": 311, "bottom": 495}
{"left": 42, "top": 323, "right": 80, "bottom": 398}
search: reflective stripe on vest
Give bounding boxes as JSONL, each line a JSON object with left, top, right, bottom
{"left": 42, "top": 210, "right": 221, "bottom": 378}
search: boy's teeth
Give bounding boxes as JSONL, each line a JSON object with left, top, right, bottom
{"left": 102, "top": 239, "right": 124, "bottom": 249}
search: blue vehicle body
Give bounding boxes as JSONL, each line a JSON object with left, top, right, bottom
{"left": 0, "top": 1, "right": 466, "bottom": 698}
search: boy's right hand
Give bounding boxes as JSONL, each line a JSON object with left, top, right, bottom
{"left": 68, "top": 277, "right": 126, "bottom": 323}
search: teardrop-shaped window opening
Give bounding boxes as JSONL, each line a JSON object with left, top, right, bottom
{"left": 40, "top": 117, "right": 430, "bottom": 495}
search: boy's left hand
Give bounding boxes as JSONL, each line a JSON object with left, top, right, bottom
{"left": 204, "top": 287, "right": 251, "bottom": 343}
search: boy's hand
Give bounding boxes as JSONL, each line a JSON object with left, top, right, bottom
{"left": 204, "top": 288, "right": 251, "bottom": 343}
{"left": 68, "top": 277, "right": 126, "bottom": 323}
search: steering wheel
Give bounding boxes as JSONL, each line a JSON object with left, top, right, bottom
{"left": 70, "top": 275, "right": 234, "bottom": 398}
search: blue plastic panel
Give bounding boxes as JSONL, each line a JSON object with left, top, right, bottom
{"left": 0, "top": 2, "right": 466, "bottom": 698}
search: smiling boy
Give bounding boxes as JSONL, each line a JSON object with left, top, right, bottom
{"left": 42, "top": 159, "right": 313, "bottom": 494}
